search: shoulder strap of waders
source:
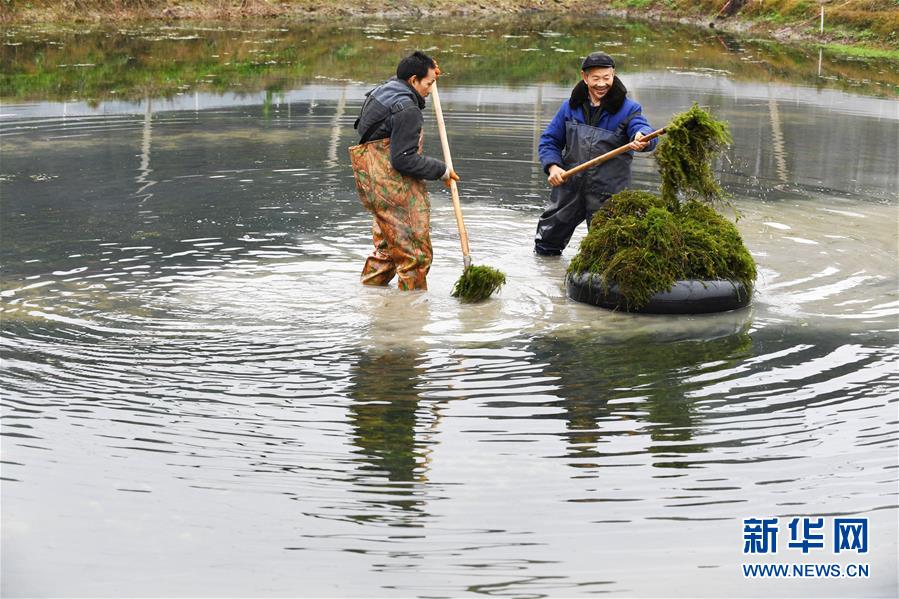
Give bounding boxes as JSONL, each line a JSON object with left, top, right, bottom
{"left": 358, "top": 119, "right": 384, "bottom": 145}
{"left": 357, "top": 96, "right": 418, "bottom": 145}
{"left": 582, "top": 104, "right": 633, "bottom": 130}
{"left": 354, "top": 86, "right": 383, "bottom": 144}
{"left": 616, "top": 111, "right": 638, "bottom": 139}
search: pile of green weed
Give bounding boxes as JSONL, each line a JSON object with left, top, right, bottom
{"left": 656, "top": 103, "right": 733, "bottom": 208}
{"left": 451, "top": 264, "right": 506, "bottom": 302}
{"left": 567, "top": 190, "right": 756, "bottom": 310}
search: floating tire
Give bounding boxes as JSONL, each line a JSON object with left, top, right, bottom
{"left": 566, "top": 273, "right": 752, "bottom": 314}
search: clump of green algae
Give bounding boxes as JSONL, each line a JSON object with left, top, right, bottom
{"left": 452, "top": 264, "right": 507, "bottom": 302}
{"left": 656, "top": 103, "right": 734, "bottom": 209}
{"left": 567, "top": 104, "right": 756, "bottom": 310}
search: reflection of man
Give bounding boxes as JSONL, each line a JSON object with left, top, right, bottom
{"left": 527, "top": 326, "right": 751, "bottom": 465}
{"left": 535, "top": 52, "right": 657, "bottom": 256}
{"left": 348, "top": 350, "right": 424, "bottom": 486}
{"left": 349, "top": 51, "right": 459, "bottom": 291}
{"left": 347, "top": 294, "right": 433, "bottom": 500}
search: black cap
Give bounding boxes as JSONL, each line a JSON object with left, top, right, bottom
{"left": 581, "top": 51, "right": 615, "bottom": 71}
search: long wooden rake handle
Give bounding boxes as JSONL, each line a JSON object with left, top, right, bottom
{"left": 431, "top": 83, "right": 472, "bottom": 269}
{"left": 560, "top": 127, "right": 667, "bottom": 181}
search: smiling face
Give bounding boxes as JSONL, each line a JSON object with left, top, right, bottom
{"left": 582, "top": 67, "right": 615, "bottom": 105}
{"left": 408, "top": 67, "right": 438, "bottom": 98}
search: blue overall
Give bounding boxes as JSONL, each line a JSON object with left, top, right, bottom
{"left": 534, "top": 114, "right": 637, "bottom": 255}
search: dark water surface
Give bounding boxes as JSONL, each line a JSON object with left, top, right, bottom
{"left": 1, "top": 18, "right": 897, "bottom": 598}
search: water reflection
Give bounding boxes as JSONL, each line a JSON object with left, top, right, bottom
{"left": 767, "top": 93, "right": 789, "bottom": 184}
{"left": 347, "top": 349, "right": 432, "bottom": 518}
{"left": 528, "top": 324, "right": 754, "bottom": 468}
{"left": 337, "top": 292, "right": 439, "bottom": 528}
{"left": 135, "top": 98, "right": 156, "bottom": 203}
{"left": 3, "top": 17, "right": 897, "bottom": 106}
{"left": 712, "top": 31, "right": 744, "bottom": 55}
{"left": 326, "top": 85, "right": 346, "bottom": 169}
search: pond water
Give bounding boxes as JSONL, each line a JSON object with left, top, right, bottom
{"left": 1, "top": 17, "right": 897, "bottom": 598}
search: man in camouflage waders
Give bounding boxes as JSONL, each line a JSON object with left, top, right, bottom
{"left": 535, "top": 51, "right": 658, "bottom": 255}
{"left": 349, "top": 51, "right": 459, "bottom": 291}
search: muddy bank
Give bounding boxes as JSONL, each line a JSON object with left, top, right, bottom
{"left": 3, "top": 1, "right": 896, "bottom": 51}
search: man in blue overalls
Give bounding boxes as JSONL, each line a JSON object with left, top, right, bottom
{"left": 535, "top": 52, "right": 658, "bottom": 255}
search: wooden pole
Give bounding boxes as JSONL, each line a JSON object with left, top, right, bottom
{"left": 431, "top": 83, "right": 471, "bottom": 269}
{"left": 560, "top": 127, "right": 666, "bottom": 181}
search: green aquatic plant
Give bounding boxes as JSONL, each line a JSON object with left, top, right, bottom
{"left": 451, "top": 264, "right": 506, "bottom": 303}
{"left": 655, "top": 103, "right": 733, "bottom": 208}
{"left": 567, "top": 191, "right": 756, "bottom": 310}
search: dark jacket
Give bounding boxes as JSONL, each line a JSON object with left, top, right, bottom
{"left": 538, "top": 76, "right": 657, "bottom": 174}
{"left": 354, "top": 78, "right": 446, "bottom": 181}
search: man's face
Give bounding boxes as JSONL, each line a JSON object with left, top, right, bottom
{"left": 582, "top": 67, "right": 615, "bottom": 102}
{"left": 409, "top": 68, "right": 438, "bottom": 98}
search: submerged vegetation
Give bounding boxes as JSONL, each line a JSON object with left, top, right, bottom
{"left": 451, "top": 264, "right": 507, "bottom": 302}
{"left": 568, "top": 106, "right": 756, "bottom": 310}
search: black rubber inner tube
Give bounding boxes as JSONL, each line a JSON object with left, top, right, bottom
{"left": 566, "top": 272, "right": 752, "bottom": 314}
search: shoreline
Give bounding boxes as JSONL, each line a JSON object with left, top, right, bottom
{"left": 2, "top": 1, "right": 896, "bottom": 54}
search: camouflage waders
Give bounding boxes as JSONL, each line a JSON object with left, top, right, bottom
{"left": 349, "top": 137, "right": 432, "bottom": 291}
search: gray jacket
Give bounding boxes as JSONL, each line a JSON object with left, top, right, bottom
{"left": 354, "top": 78, "right": 446, "bottom": 181}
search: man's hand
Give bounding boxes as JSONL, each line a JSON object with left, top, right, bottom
{"left": 628, "top": 131, "right": 649, "bottom": 152}
{"left": 442, "top": 168, "right": 460, "bottom": 188}
{"left": 547, "top": 164, "right": 566, "bottom": 187}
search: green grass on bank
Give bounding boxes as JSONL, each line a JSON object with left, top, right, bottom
{"left": 612, "top": 0, "right": 898, "bottom": 46}
{"left": 821, "top": 42, "right": 899, "bottom": 60}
